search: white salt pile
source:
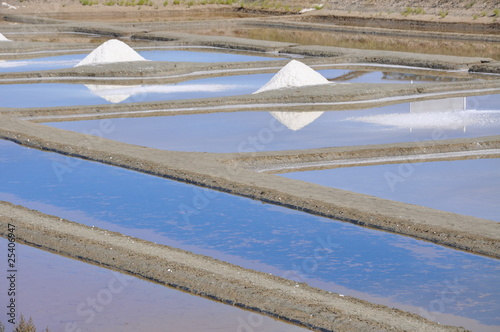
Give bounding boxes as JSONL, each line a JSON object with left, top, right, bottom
{"left": 253, "top": 60, "right": 330, "bottom": 94}
{"left": 75, "top": 39, "right": 146, "bottom": 67}
{"left": 0, "top": 33, "right": 11, "bottom": 42}
{"left": 270, "top": 111, "right": 324, "bottom": 131}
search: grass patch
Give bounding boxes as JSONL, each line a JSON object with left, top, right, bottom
{"left": 6, "top": 315, "right": 51, "bottom": 332}
{"left": 494, "top": 9, "right": 499, "bottom": 17}
{"left": 465, "top": 1, "right": 476, "bottom": 9}
{"left": 401, "top": 6, "right": 425, "bottom": 16}
{"left": 80, "top": 0, "right": 99, "bottom": 5}
{"left": 438, "top": 10, "right": 448, "bottom": 18}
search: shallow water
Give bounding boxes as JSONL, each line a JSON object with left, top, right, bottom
{"left": 0, "top": 75, "right": 262, "bottom": 107}
{"left": 46, "top": 94, "right": 500, "bottom": 152}
{"left": 183, "top": 26, "right": 500, "bottom": 60}
{"left": 1, "top": 139, "right": 499, "bottom": 331}
{"left": 0, "top": 69, "right": 463, "bottom": 107}
{"left": 0, "top": 49, "right": 282, "bottom": 73}
{"left": 282, "top": 158, "right": 500, "bottom": 222}
{"left": 0, "top": 244, "right": 305, "bottom": 332}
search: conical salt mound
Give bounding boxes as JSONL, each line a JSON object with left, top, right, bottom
{"left": 75, "top": 39, "right": 146, "bottom": 67}
{"left": 270, "top": 111, "right": 324, "bottom": 131}
{"left": 254, "top": 60, "right": 329, "bottom": 94}
{"left": 0, "top": 33, "right": 11, "bottom": 42}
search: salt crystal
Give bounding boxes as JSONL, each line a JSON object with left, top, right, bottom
{"left": 253, "top": 60, "right": 329, "bottom": 94}
{"left": 75, "top": 39, "right": 146, "bottom": 67}
{"left": 0, "top": 33, "right": 11, "bottom": 42}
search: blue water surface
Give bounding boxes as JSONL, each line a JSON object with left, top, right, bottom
{"left": 282, "top": 159, "right": 500, "bottom": 222}
{"left": 45, "top": 95, "right": 500, "bottom": 152}
{"left": 0, "top": 74, "right": 270, "bottom": 107}
{"left": 0, "top": 49, "right": 281, "bottom": 73}
{"left": 1, "top": 244, "right": 304, "bottom": 332}
{"left": 0, "top": 140, "right": 499, "bottom": 330}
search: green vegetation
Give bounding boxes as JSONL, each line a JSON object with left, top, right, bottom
{"left": 76, "top": 0, "right": 299, "bottom": 12}
{"left": 472, "top": 14, "right": 478, "bottom": 19}
{"left": 480, "top": 10, "right": 487, "bottom": 17}
{"left": 79, "top": 0, "right": 99, "bottom": 5}
{"left": 494, "top": 8, "right": 499, "bottom": 17}
{"left": 465, "top": 1, "right": 476, "bottom": 9}
{"left": 401, "top": 6, "right": 425, "bottom": 16}
{"left": 438, "top": 10, "right": 448, "bottom": 18}
{"left": 0, "top": 315, "right": 51, "bottom": 332}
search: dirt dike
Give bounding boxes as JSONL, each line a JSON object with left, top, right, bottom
{"left": 0, "top": 116, "right": 498, "bottom": 259}
{"left": 295, "top": 11, "right": 500, "bottom": 34}
{"left": 3, "top": 80, "right": 499, "bottom": 122}
{"left": 2, "top": 13, "right": 146, "bottom": 37}
{"left": 0, "top": 56, "right": 479, "bottom": 86}
{"left": 1, "top": 27, "right": 496, "bottom": 69}
{"left": 241, "top": 19, "right": 500, "bottom": 43}
{"left": 228, "top": 135, "right": 500, "bottom": 173}
{"left": 0, "top": 201, "right": 467, "bottom": 332}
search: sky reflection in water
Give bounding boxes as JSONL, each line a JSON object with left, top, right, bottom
{"left": 1, "top": 140, "right": 499, "bottom": 329}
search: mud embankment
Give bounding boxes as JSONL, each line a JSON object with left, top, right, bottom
{"left": 2, "top": 81, "right": 499, "bottom": 122}
{"left": 0, "top": 201, "right": 467, "bottom": 332}
{"left": 0, "top": 116, "right": 498, "bottom": 259}
{"left": 296, "top": 13, "right": 500, "bottom": 34}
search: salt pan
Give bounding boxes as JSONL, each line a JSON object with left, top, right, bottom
{"left": 0, "top": 33, "right": 11, "bottom": 42}
{"left": 253, "top": 60, "right": 329, "bottom": 94}
{"left": 75, "top": 39, "right": 146, "bottom": 67}
{"left": 348, "top": 110, "right": 500, "bottom": 130}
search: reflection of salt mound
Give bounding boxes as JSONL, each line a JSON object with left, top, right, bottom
{"left": 254, "top": 60, "right": 329, "bottom": 94}
{"left": 348, "top": 111, "right": 500, "bottom": 130}
{"left": 75, "top": 39, "right": 146, "bottom": 67}
{"left": 86, "top": 83, "right": 240, "bottom": 103}
{"left": 0, "top": 33, "right": 11, "bottom": 42}
{"left": 271, "top": 111, "right": 324, "bottom": 131}
{"left": 410, "top": 97, "right": 466, "bottom": 113}
{"left": 85, "top": 84, "right": 136, "bottom": 103}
